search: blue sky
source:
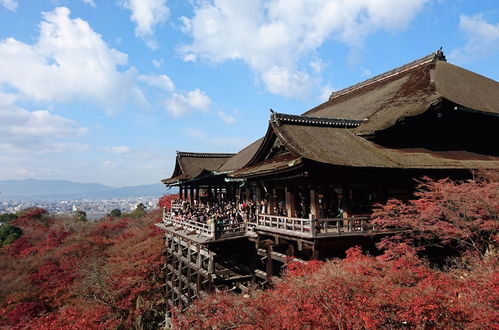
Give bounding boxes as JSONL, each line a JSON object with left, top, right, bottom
{"left": 0, "top": 0, "right": 498, "bottom": 186}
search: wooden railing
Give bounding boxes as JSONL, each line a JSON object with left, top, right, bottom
{"left": 163, "top": 211, "right": 246, "bottom": 239}
{"left": 171, "top": 202, "right": 183, "bottom": 210}
{"left": 165, "top": 214, "right": 214, "bottom": 238}
{"left": 316, "top": 217, "right": 372, "bottom": 235}
{"left": 256, "top": 214, "right": 373, "bottom": 238}
{"left": 256, "top": 214, "right": 315, "bottom": 238}
{"left": 162, "top": 208, "right": 374, "bottom": 240}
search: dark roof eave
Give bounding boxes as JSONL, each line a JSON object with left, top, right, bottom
{"left": 230, "top": 162, "right": 305, "bottom": 179}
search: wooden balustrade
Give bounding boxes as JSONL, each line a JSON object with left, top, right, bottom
{"left": 171, "top": 202, "right": 183, "bottom": 210}
{"left": 256, "top": 214, "right": 373, "bottom": 238}
{"left": 256, "top": 214, "right": 315, "bottom": 238}
{"left": 316, "top": 217, "right": 371, "bottom": 235}
{"left": 163, "top": 211, "right": 374, "bottom": 240}
{"left": 163, "top": 212, "right": 246, "bottom": 239}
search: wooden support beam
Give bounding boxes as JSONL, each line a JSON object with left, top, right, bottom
{"left": 189, "top": 186, "right": 194, "bottom": 204}
{"left": 285, "top": 186, "right": 295, "bottom": 217}
{"left": 310, "top": 186, "right": 319, "bottom": 219}
{"left": 255, "top": 185, "right": 262, "bottom": 209}
{"left": 186, "top": 241, "right": 192, "bottom": 302}
{"left": 265, "top": 243, "right": 273, "bottom": 282}
{"left": 196, "top": 245, "right": 202, "bottom": 296}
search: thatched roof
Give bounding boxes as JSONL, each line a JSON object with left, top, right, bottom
{"left": 218, "top": 138, "right": 264, "bottom": 172}
{"left": 162, "top": 151, "right": 235, "bottom": 185}
{"left": 270, "top": 119, "right": 499, "bottom": 170}
{"left": 163, "top": 50, "right": 499, "bottom": 182}
{"left": 230, "top": 152, "right": 303, "bottom": 178}
{"left": 304, "top": 51, "right": 499, "bottom": 135}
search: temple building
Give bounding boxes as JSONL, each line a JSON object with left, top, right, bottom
{"left": 159, "top": 50, "right": 499, "bottom": 320}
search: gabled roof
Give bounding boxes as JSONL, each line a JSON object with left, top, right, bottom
{"left": 229, "top": 111, "right": 499, "bottom": 178}
{"left": 218, "top": 138, "right": 265, "bottom": 173}
{"left": 162, "top": 151, "right": 235, "bottom": 185}
{"left": 230, "top": 152, "right": 302, "bottom": 178}
{"left": 304, "top": 50, "right": 499, "bottom": 135}
{"left": 271, "top": 119, "right": 499, "bottom": 169}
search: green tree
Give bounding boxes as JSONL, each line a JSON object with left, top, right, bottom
{"left": 130, "top": 203, "right": 146, "bottom": 218}
{"left": 76, "top": 211, "right": 87, "bottom": 222}
{"left": 0, "top": 213, "right": 17, "bottom": 224}
{"left": 109, "top": 209, "right": 122, "bottom": 218}
{"left": 0, "top": 224, "right": 23, "bottom": 246}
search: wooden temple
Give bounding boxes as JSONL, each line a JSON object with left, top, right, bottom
{"left": 158, "top": 50, "right": 499, "bottom": 322}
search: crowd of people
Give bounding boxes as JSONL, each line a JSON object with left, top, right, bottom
{"left": 166, "top": 199, "right": 258, "bottom": 231}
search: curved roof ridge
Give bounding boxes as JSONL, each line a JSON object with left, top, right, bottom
{"left": 176, "top": 151, "right": 235, "bottom": 158}
{"left": 270, "top": 111, "right": 366, "bottom": 128}
{"left": 328, "top": 49, "right": 446, "bottom": 101}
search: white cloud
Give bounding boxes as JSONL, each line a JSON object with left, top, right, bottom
{"left": 318, "top": 84, "right": 333, "bottom": 102}
{"left": 450, "top": 14, "right": 499, "bottom": 62}
{"left": 185, "top": 128, "right": 207, "bottom": 139}
{"left": 121, "top": 0, "right": 169, "bottom": 49}
{"left": 180, "top": 0, "right": 429, "bottom": 97}
{"left": 152, "top": 59, "right": 163, "bottom": 68}
{"left": 361, "top": 68, "right": 372, "bottom": 78}
{"left": 81, "top": 0, "right": 96, "bottom": 7}
{"left": 103, "top": 160, "right": 117, "bottom": 168}
{"left": 0, "top": 7, "right": 135, "bottom": 107}
{"left": 217, "top": 110, "right": 236, "bottom": 124}
{"left": 0, "top": 92, "right": 89, "bottom": 154}
{"left": 105, "top": 146, "right": 132, "bottom": 154}
{"left": 139, "top": 74, "right": 175, "bottom": 92}
{"left": 0, "top": 0, "right": 17, "bottom": 11}
{"left": 165, "top": 88, "right": 211, "bottom": 117}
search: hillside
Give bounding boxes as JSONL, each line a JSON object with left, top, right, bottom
{"left": 0, "top": 179, "right": 172, "bottom": 200}
{"left": 0, "top": 195, "right": 178, "bottom": 328}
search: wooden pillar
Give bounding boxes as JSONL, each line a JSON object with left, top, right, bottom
{"left": 195, "top": 245, "right": 201, "bottom": 296}
{"left": 285, "top": 186, "right": 295, "bottom": 217}
{"left": 179, "top": 186, "right": 183, "bottom": 200}
{"left": 207, "top": 251, "right": 215, "bottom": 292}
{"left": 265, "top": 242, "right": 273, "bottom": 282}
{"left": 341, "top": 184, "right": 351, "bottom": 217}
{"left": 310, "top": 186, "right": 319, "bottom": 219}
{"left": 194, "top": 187, "right": 199, "bottom": 203}
{"left": 186, "top": 241, "right": 192, "bottom": 302}
{"left": 268, "top": 187, "right": 277, "bottom": 215}
{"left": 208, "top": 185, "right": 213, "bottom": 202}
{"left": 255, "top": 185, "right": 262, "bottom": 213}
{"left": 184, "top": 186, "right": 188, "bottom": 200}
{"left": 189, "top": 186, "right": 194, "bottom": 204}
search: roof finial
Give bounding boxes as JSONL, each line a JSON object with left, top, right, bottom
{"left": 270, "top": 108, "right": 275, "bottom": 114}
{"left": 435, "top": 47, "right": 446, "bottom": 61}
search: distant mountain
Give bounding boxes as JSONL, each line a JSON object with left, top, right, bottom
{"left": 0, "top": 179, "right": 172, "bottom": 200}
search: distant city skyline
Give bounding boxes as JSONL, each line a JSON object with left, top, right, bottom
{"left": 1, "top": 1, "right": 498, "bottom": 186}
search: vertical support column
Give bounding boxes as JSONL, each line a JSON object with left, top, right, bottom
{"left": 195, "top": 245, "right": 202, "bottom": 296}
{"left": 189, "top": 186, "right": 194, "bottom": 204}
{"left": 186, "top": 241, "right": 192, "bottom": 302}
{"left": 236, "top": 186, "right": 241, "bottom": 202}
{"left": 179, "top": 186, "right": 183, "bottom": 201}
{"left": 285, "top": 186, "right": 295, "bottom": 217}
{"left": 310, "top": 186, "right": 319, "bottom": 236}
{"left": 255, "top": 185, "right": 262, "bottom": 214}
{"left": 310, "top": 186, "right": 319, "bottom": 219}
{"left": 194, "top": 187, "right": 199, "bottom": 204}
{"left": 268, "top": 187, "right": 277, "bottom": 215}
{"left": 207, "top": 251, "right": 215, "bottom": 292}
{"left": 184, "top": 186, "right": 189, "bottom": 201}
{"left": 341, "top": 184, "right": 351, "bottom": 218}
{"left": 265, "top": 241, "right": 273, "bottom": 282}
{"left": 208, "top": 185, "right": 213, "bottom": 202}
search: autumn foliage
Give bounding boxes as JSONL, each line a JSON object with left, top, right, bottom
{"left": 176, "top": 174, "right": 499, "bottom": 329}
{"left": 0, "top": 197, "right": 171, "bottom": 329}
